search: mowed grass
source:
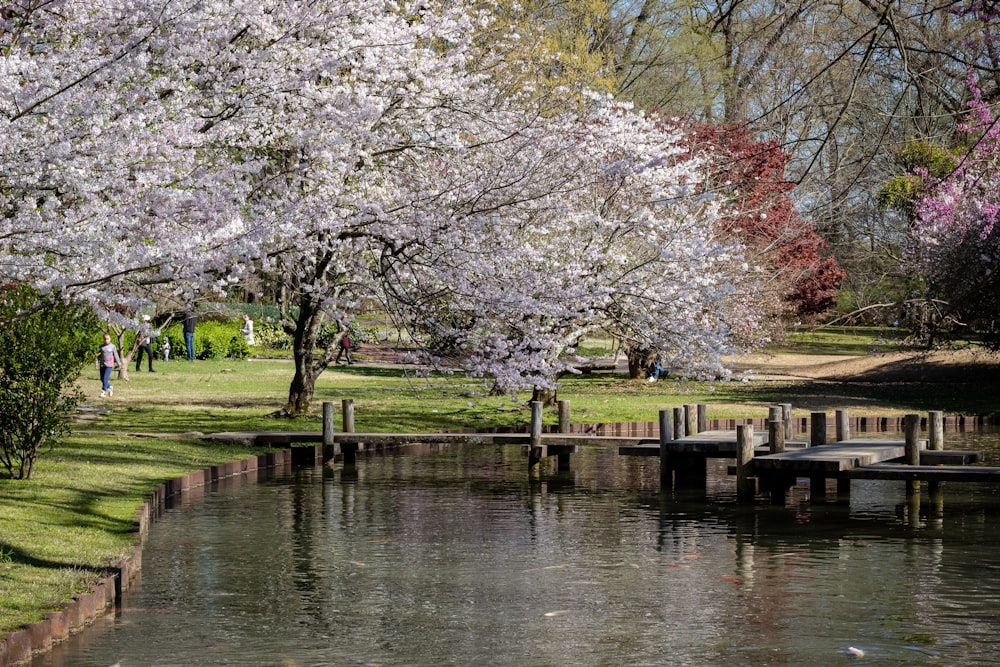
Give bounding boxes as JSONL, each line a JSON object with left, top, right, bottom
{"left": 1, "top": 328, "right": 995, "bottom": 637}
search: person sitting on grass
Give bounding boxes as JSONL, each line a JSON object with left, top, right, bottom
{"left": 647, "top": 357, "right": 667, "bottom": 382}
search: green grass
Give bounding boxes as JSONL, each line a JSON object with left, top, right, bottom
{"left": 0, "top": 432, "right": 265, "bottom": 633}
{"left": 2, "top": 333, "right": 998, "bottom": 638}
{"left": 771, "top": 325, "right": 909, "bottom": 356}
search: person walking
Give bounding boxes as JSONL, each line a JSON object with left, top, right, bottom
{"left": 240, "top": 314, "right": 255, "bottom": 346}
{"left": 135, "top": 316, "right": 156, "bottom": 372}
{"left": 183, "top": 311, "right": 196, "bottom": 361}
{"left": 96, "top": 332, "right": 123, "bottom": 398}
{"left": 335, "top": 331, "right": 353, "bottom": 365}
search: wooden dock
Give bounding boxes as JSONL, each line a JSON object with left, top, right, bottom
{"left": 208, "top": 401, "right": 999, "bottom": 505}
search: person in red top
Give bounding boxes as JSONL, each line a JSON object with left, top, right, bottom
{"left": 335, "top": 332, "right": 353, "bottom": 365}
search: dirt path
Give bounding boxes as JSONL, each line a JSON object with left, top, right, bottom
{"left": 728, "top": 348, "right": 1000, "bottom": 383}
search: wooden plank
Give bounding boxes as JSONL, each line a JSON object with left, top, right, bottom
{"left": 224, "top": 431, "right": 658, "bottom": 449}
{"left": 917, "top": 450, "right": 981, "bottom": 465}
{"left": 753, "top": 439, "right": 906, "bottom": 473}
{"left": 622, "top": 444, "right": 775, "bottom": 458}
{"left": 843, "top": 464, "right": 1000, "bottom": 482}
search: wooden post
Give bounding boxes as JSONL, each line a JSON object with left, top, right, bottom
{"left": 736, "top": 424, "right": 756, "bottom": 503}
{"left": 342, "top": 399, "right": 355, "bottom": 433}
{"left": 697, "top": 404, "right": 707, "bottom": 434}
{"left": 322, "top": 402, "right": 337, "bottom": 464}
{"left": 528, "top": 400, "right": 544, "bottom": 469}
{"left": 928, "top": 410, "right": 944, "bottom": 451}
{"left": 835, "top": 409, "right": 850, "bottom": 442}
{"left": 767, "top": 406, "right": 782, "bottom": 450}
{"left": 673, "top": 407, "right": 686, "bottom": 439}
{"left": 557, "top": 400, "right": 571, "bottom": 434}
{"left": 659, "top": 409, "right": 673, "bottom": 490}
{"left": 905, "top": 412, "right": 921, "bottom": 494}
{"left": 809, "top": 412, "right": 827, "bottom": 499}
{"left": 684, "top": 404, "right": 698, "bottom": 436}
{"left": 928, "top": 410, "right": 944, "bottom": 496}
{"left": 836, "top": 405, "right": 854, "bottom": 500}
{"left": 768, "top": 418, "right": 785, "bottom": 454}
{"left": 810, "top": 412, "right": 827, "bottom": 447}
{"left": 780, "top": 403, "right": 793, "bottom": 440}
{"left": 555, "top": 400, "right": 571, "bottom": 471}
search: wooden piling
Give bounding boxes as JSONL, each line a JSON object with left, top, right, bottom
{"left": 341, "top": 400, "right": 358, "bottom": 465}
{"left": 697, "top": 404, "right": 707, "bottom": 434}
{"left": 322, "top": 402, "right": 336, "bottom": 463}
{"left": 736, "top": 424, "right": 755, "bottom": 503}
{"left": 810, "top": 412, "right": 827, "bottom": 447}
{"left": 780, "top": 403, "right": 793, "bottom": 440}
{"left": 556, "top": 400, "right": 571, "bottom": 471}
{"left": 558, "top": 400, "right": 571, "bottom": 434}
{"left": 342, "top": 399, "right": 355, "bottom": 433}
{"left": 768, "top": 418, "right": 785, "bottom": 454}
{"left": 684, "top": 404, "right": 698, "bottom": 436}
{"left": 834, "top": 409, "right": 854, "bottom": 496}
{"left": 659, "top": 409, "right": 673, "bottom": 489}
{"left": 929, "top": 410, "right": 944, "bottom": 451}
{"left": 528, "top": 401, "right": 543, "bottom": 469}
{"left": 928, "top": 410, "right": 944, "bottom": 495}
{"left": 673, "top": 407, "right": 686, "bottom": 439}
{"left": 835, "top": 409, "right": 850, "bottom": 442}
{"left": 810, "top": 412, "right": 827, "bottom": 500}
{"left": 905, "top": 412, "right": 921, "bottom": 493}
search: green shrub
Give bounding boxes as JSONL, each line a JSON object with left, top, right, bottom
{"left": 161, "top": 320, "right": 250, "bottom": 360}
{"left": 254, "top": 320, "right": 292, "bottom": 351}
{"left": 227, "top": 334, "right": 250, "bottom": 360}
{"left": 0, "top": 286, "right": 97, "bottom": 479}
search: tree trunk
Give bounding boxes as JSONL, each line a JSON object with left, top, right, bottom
{"left": 623, "top": 342, "right": 656, "bottom": 379}
{"left": 285, "top": 355, "right": 318, "bottom": 417}
{"left": 282, "top": 295, "right": 328, "bottom": 417}
{"left": 531, "top": 386, "right": 558, "bottom": 407}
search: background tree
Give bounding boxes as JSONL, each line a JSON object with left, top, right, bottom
{"left": 524, "top": 0, "right": 1000, "bottom": 332}
{"left": 0, "top": 285, "right": 96, "bottom": 479}
{"left": 907, "top": 76, "right": 1000, "bottom": 347}
{"left": 677, "top": 121, "right": 845, "bottom": 318}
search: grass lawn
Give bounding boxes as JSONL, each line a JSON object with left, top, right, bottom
{"left": 1, "top": 328, "right": 996, "bottom": 638}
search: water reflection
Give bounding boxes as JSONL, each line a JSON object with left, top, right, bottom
{"left": 33, "top": 429, "right": 1000, "bottom": 667}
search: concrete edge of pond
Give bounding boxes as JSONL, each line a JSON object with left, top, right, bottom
{"left": 0, "top": 449, "right": 295, "bottom": 667}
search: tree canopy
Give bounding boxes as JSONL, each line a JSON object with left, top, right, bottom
{"left": 0, "top": 0, "right": 850, "bottom": 415}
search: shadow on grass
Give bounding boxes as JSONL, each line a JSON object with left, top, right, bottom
{"left": 0, "top": 540, "right": 109, "bottom": 574}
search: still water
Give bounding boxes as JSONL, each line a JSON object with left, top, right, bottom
{"left": 34, "top": 429, "right": 1000, "bottom": 666}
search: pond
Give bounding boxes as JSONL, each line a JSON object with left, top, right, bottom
{"left": 32, "top": 427, "right": 1000, "bottom": 666}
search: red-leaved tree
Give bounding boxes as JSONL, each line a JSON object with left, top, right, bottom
{"left": 676, "top": 121, "right": 845, "bottom": 320}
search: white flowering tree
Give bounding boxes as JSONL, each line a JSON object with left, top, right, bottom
{"left": 0, "top": 1, "right": 262, "bottom": 314}
{"left": 385, "top": 99, "right": 758, "bottom": 399}
{"left": 1, "top": 0, "right": 766, "bottom": 416}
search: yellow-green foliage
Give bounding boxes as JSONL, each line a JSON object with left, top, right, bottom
{"left": 877, "top": 141, "right": 959, "bottom": 216}
{"left": 485, "top": 0, "right": 621, "bottom": 103}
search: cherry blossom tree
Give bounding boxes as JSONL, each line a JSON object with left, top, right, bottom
{"left": 2, "top": 0, "right": 768, "bottom": 416}
{"left": 382, "top": 100, "right": 760, "bottom": 397}
{"left": 0, "top": 1, "right": 261, "bottom": 316}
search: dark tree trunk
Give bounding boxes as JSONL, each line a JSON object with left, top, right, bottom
{"left": 624, "top": 342, "right": 656, "bottom": 379}
{"left": 282, "top": 295, "right": 328, "bottom": 417}
{"left": 531, "top": 385, "right": 558, "bottom": 407}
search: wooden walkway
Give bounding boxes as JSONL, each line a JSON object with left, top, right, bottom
{"left": 209, "top": 427, "right": 989, "bottom": 480}
{"left": 205, "top": 403, "right": 999, "bottom": 504}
